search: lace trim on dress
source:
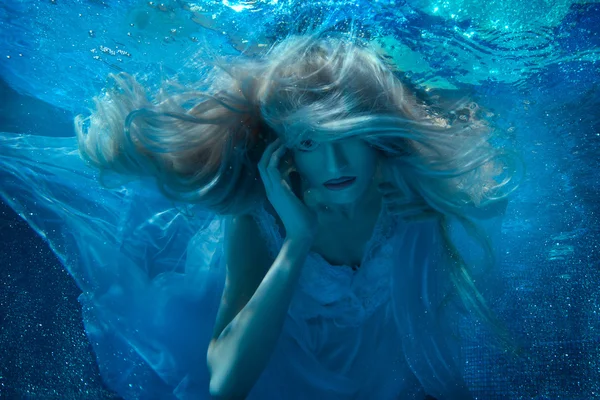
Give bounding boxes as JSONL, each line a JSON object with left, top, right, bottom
{"left": 251, "top": 201, "right": 399, "bottom": 326}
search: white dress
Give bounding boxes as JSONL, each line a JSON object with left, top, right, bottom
{"left": 0, "top": 133, "right": 496, "bottom": 399}
{"left": 247, "top": 204, "right": 427, "bottom": 399}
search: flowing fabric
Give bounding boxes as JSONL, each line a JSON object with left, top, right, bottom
{"left": 0, "top": 133, "right": 224, "bottom": 399}
{"left": 0, "top": 132, "right": 505, "bottom": 399}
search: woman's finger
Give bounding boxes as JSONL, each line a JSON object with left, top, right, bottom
{"left": 267, "top": 141, "right": 287, "bottom": 173}
{"left": 258, "top": 138, "right": 281, "bottom": 183}
{"left": 259, "top": 138, "right": 281, "bottom": 168}
{"left": 271, "top": 145, "right": 294, "bottom": 191}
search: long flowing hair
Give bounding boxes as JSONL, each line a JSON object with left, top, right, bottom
{"left": 75, "top": 33, "right": 524, "bottom": 353}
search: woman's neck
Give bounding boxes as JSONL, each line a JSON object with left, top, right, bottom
{"left": 318, "top": 176, "right": 382, "bottom": 221}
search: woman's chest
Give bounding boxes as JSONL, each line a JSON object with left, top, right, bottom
{"left": 310, "top": 211, "right": 381, "bottom": 268}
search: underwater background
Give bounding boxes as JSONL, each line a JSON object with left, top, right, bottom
{"left": 0, "top": 0, "right": 599, "bottom": 398}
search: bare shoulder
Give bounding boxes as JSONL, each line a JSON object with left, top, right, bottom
{"left": 225, "top": 213, "right": 270, "bottom": 254}
{"left": 223, "top": 212, "right": 273, "bottom": 281}
{"left": 209, "top": 213, "right": 273, "bottom": 342}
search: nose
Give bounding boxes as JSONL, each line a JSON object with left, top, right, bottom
{"left": 323, "top": 142, "right": 349, "bottom": 176}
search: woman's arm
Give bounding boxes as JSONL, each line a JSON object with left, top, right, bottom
{"left": 207, "top": 214, "right": 312, "bottom": 399}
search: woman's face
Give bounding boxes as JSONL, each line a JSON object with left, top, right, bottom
{"left": 291, "top": 137, "right": 380, "bottom": 205}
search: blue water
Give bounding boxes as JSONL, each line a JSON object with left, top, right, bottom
{"left": 0, "top": 0, "right": 599, "bottom": 398}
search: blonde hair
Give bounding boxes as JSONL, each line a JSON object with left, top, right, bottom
{"left": 76, "top": 33, "right": 524, "bottom": 353}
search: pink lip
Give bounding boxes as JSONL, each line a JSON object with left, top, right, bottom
{"left": 324, "top": 176, "right": 355, "bottom": 185}
{"left": 323, "top": 176, "right": 356, "bottom": 190}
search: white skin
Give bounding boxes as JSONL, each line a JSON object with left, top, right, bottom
{"left": 291, "top": 137, "right": 382, "bottom": 220}
{"left": 259, "top": 136, "right": 437, "bottom": 246}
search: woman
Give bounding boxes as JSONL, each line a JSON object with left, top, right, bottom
{"left": 1, "top": 33, "right": 521, "bottom": 399}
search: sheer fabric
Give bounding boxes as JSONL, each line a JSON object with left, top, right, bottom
{"left": 0, "top": 133, "right": 504, "bottom": 399}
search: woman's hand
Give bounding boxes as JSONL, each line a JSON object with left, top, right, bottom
{"left": 258, "top": 138, "right": 318, "bottom": 242}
